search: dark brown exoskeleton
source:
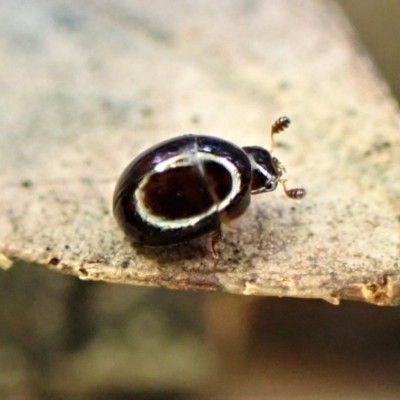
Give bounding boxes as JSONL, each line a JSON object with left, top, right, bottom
{"left": 113, "top": 117, "right": 305, "bottom": 258}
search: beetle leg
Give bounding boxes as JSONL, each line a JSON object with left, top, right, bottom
{"left": 209, "top": 229, "right": 223, "bottom": 259}
{"left": 270, "top": 116, "right": 291, "bottom": 152}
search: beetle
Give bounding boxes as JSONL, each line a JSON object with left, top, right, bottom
{"left": 113, "top": 117, "right": 305, "bottom": 257}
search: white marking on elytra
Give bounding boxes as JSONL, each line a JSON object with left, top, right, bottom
{"left": 134, "top": 151, "right": 242, "bottom": 230}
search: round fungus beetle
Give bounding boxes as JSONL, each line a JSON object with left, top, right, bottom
{"left": 113, "top": 117, "right": 305, "bottom": 257}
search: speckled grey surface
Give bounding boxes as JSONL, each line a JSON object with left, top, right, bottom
{"left": 1, "top": 0, "right": 400, "bottom": 304}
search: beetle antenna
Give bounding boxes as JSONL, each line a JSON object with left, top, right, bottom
{"left": 279, "top": 179, "right": 306, "bottom": 200}
{"left": 270, "top": 116, "right": 291, "bottom": 152}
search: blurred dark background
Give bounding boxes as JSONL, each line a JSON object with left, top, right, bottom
{"left": 2, "top": 1, "right": 400, "bottom": 399}
{"left": 3, "top": 262, "right": 400, "bottom": 399}
{"left": 336, "top": 0, "right": 400, "bottom": 101}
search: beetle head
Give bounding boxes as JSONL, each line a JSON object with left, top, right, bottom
{"left": 242, "top": 146, "right": 283, "bottom": 194}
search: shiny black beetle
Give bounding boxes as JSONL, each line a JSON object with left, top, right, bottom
{"left": 113, "top": 117, "right": 305, "bottom": 256}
